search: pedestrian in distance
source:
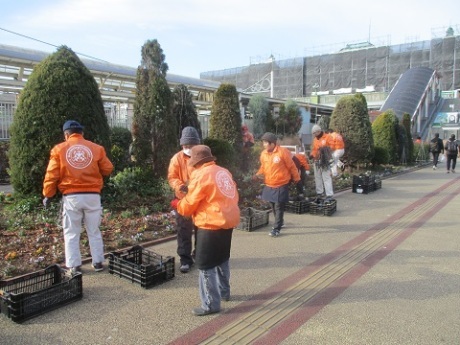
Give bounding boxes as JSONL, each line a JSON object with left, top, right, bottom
{"left": 253, "top": 132, "right": 300, "bottom": 237}
{"left": 444, "top": 134, "right": 459, "bottom": 173}
{"left": 42, "top": 120, "right": 113, "bottom": 274}
{"left": 309, "top": 124, "right": 335, "bottom": 202}
{"left": 241, "top": 124, "right": 255, "bottom": 172}
{"left": 429, "top": 133, "right": 444, "bottom": 170}
{"left": 174, "top": 145, "right": 240, "bottom": 316}
{"left": 168, "top": 126, "right": 201, "bottom": 273}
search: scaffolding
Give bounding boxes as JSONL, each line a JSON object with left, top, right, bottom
{"left": 200, "top": 26, "right": 460, "bottom": 99}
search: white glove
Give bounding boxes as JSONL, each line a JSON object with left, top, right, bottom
{"left": 305, "top": 171, "right": 310, "bottom": 176}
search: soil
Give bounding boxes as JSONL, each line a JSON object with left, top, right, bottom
{"left": 0, "top": 209, "right": 177, "bottom": 280}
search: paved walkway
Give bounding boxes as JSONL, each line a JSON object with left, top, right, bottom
{"left": 1, "top": 166, "right": 460, "bottom": 344}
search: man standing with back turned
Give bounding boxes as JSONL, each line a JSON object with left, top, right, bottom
{"left": 43, "top": 120, "right": 113, "bottom": 274}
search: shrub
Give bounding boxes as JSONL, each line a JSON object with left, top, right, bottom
{"left": 372, "top": 146, "right": 390, "bottom": 165}
{"left": 203, "top": 137, "right": 236, "bottom": 174}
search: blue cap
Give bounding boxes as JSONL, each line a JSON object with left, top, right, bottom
{"left": 63, "top": 120, "right": 84, "bottom": 131}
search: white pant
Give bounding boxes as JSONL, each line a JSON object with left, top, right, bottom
{"left": 313, "top": 164, "right": 334, "bottom": 197}
{"left": 331, "top": 149, "right": 345, "bottom": 177}
{"left": 62, "top": 194, "right": 104, "bottom": 268}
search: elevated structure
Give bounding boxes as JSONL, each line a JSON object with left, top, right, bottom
{"left": 201, "top": 26, "right": 460, "bottom": 109}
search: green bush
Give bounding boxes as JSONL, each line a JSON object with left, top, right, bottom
{"left": 372, "top": 146, "right": 390, "bottom": 165}
{"left": 203, "top": 137, "right": 236, "bottom": 174}
{"left": 103, "top": 167, "right": 171, "bottom": 209}
{"left": 110, "top": 126, "right": 132, "bottom": 151}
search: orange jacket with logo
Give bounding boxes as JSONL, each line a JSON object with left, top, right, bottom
{"left": 168, "top": 151, "right": 195, "bottom": 199}
{"left": 330, "top": 132, "right": 345, "bottom": 150}
{"left": 43, "top": 133, "right": 113, "bottom": 197}
{"left": 256, "top": 145, "right": 300, "bottom": 188}
{"left": 177, "top": 162, "right": 240, "bottom": 230}
{"left": 310, "top": 133, "right": 334, "bottom": 160}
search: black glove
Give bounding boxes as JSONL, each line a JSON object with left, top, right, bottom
{"left": 309, "top": 155, "right": 314, "bottom": 160}
{"left": 43, "top": 197, "right": 50, "bottom": 208}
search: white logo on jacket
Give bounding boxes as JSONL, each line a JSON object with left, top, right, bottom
{"left": 273, "top": 155, "right": 281, "bottom": 163}
{"left": 216, "top": 170, "right": 236, "bottom": 198}
{"left": 66, "top": 145, "right": 93, "bottom": 169}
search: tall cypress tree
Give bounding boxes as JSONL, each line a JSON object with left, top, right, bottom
{"left": 401, "top": 113, "right": 414, "bottom": 163}
{"left": 8, "top": 46, "right": 111, "bottom": 197}
{"left": 329, "top": 93, "right": 374, "bottom": 165}
{"left": 209, "top": 83, "right": 242, "bottom": 152}
{"left": 131, "top": 39, "right": 176, "bottom": 177}
{"left": 372, "top": 110, "right": 399, "bottom": 164}
{"left": 248, "top": 94, "right": 269, "bottom": 139}
{"left": 172, "top": 84, "right": 202, "bottom": 141}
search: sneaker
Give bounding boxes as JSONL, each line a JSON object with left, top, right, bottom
{"left": 180, "top": 264, "right": 190, "bottom": 273}
{"left": 68, "top": 266, "right": 82, "bottom": 274}
{"left": 447, "top": 171, "right": 450, "bottom": 174}
{"left": 452, "top": 170, "right": 455, "bottom": 173}
{"left": 92, "top": 262, "right": 104, "bottom": 272}
{"left": 269, "top": 230, "right": 277, "bottom": 237}
{"left": 192, "top": 307, "right": 220, "bottom": 316}
{"left": 433, "top": 165, "right": 436, "bottom": 170}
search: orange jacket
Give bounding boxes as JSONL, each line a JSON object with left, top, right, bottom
{"left": 168, "top": 151, "right": 195, "bottom": 199}
{"left": 256, "top": 145, "right": 300, "bottom": 188}
{"left": 310, "top": 133, "right": 334, "bottom": 159}
{"left": 43, "top": 133, "right": 113, "bottom": 197}
{"left": 294, "top": 153, "right": 310, "bottom": 171}
{"left": 177, "top": 162, "right": 240, "bottom": 230}
{"left": 329, "top": 132, "right": 345, "bottom": 150}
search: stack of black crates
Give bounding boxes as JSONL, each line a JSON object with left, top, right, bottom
{"left": 237, "top": 207, "right": 270, "bottom": 231}
{"left": 309, "top": 198, "right": 337, "bottom": 216}
{"left": 108, "top": 245, "right": 175, "bottom": 289}
{"left": 285, "top": 199, "right": 310, "bottom": 214}
{"left": 352, "top": 174, "right": 382, "bottom": 194}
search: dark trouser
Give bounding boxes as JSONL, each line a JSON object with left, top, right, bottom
{"left": 446, "top": 155, "right": 457, "bottom": 171}
{"left": 432, "top": 152, "right": 440, "bottom": 166}
{"left": 296, "top": 168, "right": 307, "bottom": 195}
{"left": 176, "top": 214, "right": 195, "bottom": 266}
{"left": 270, "top": 202, "right": 285, "bottom": 231}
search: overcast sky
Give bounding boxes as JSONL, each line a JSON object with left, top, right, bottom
{"left": 1, "top": 0, "right": 459, "bottom": 78}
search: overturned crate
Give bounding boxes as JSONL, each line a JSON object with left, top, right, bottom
{"left": 237, "top": 207, "right": 270, "bottom": 231}
{"left": 108, "top": 245, "right": 175, "bottom": 289}
{"left": 0, "top": 264, "right": 82, "bottom": 323}
{"left": 309, "top": 199, "right": 337, "bottom": 216}
{"left": 285, "top": 200, "right": 310, "bottom": 214}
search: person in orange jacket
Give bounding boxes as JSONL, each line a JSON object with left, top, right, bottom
{"left": 42, "top": 120, "right": 113, "bottom": 274}
{"left": 176, "top": 145, "right": 240, "bottom": 316}
{"left": 292, "top": 151, "right": 310, "bottom": 197}
{"left": 309, "top": 125, "right": 334, "bottom": 201}
{"left": 168, "top": 126, "right": 200, "bottom": 273}
{"left": 254, "top": 132, "right": 300, "bottom": 237}
{"left": 326, "top": 129, "right": 345, "bottom": 177}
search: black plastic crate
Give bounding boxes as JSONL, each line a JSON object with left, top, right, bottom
{"left": 0, "top": 264, "right": 82, "bottom": 323}
{"left": 374, "top": 179, "right": 382, "bottom": 190}
{"left": 309, "top": 199, "right": 337, "bottom": 216}
{"left": 352, "top": 174, "right": 376, "bottom": 186}
{"left": 108, "top": 245, "right": 175, "bottom": 289}
{"left": 285, "top": 200, "right": 310, "bottom": 214}
{"left": 237, "top": 207, "right": 270, "bottom": 231}
{"left": 352, "top": 184, "right": 375, "bottom": 194}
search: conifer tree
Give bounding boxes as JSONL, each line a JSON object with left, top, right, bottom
{"left": 9, "top": 46, "right": 111, "bottom": 197}
{"left": 329, "top": 94, "right": 374, "bottom": 165}
{"left": 172, "top": 84, "right": 202, "bottom": 141}
{"left": 401, "top": 113, "right": 414, "bottom": 163}
{"left": 209, "top": 83, "right": 242, "bottom": 152}
{"left": 131, "top": 39, "right": 176, "bottom": 177}
{"left": 248, "top": 94, "right": 269, "bottom": 138}
{"left": 372, "top": 110, "right": 399, "bottom": 164}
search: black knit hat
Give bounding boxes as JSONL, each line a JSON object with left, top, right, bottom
{"left": 180, "top": 126, "right": 201, "bottom": 146}
{"left": 261, "top": 132, "right": 277, "bottom": 144}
